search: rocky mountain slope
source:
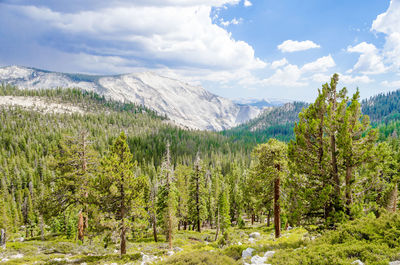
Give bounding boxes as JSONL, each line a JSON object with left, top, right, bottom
{"left": 0, "top": 66, "right": 261, "bottom": 131}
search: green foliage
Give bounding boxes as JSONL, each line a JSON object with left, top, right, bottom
{"left": 270, "top": 213, "right": 400, "bottom": 265}
{"left": 160, "top": 251, "right": 238, "bottom": 265}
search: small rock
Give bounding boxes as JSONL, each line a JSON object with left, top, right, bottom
{"left": 167, "top": 251, "right": 174, "bottom": 256}
{"left": 80, "top": 263, "right": 87, "bottom": 265}
{"left": 242, "top": 247, "right": 255, "bottom": 259}
{"left": 19, "top": 237, "right": 24, "bottom": 242}
{"left": 10, "top": 254, "right": 24, "bottom": 259}
{"left": 249, "top": 232, "right": 261, "bottom": 238}
{"left": 264, "top": 251, "right": 275, "bottom": 259}
{"left": 352, "top": 260, "right": 364, "bottom": 265}
{"left": 389, "top": 261, "right": 400, "bottom": 265}
{"left": 175, "top": 247, "right": 183, "bottom": 252}
{"left": 287, "top": 226, "right": 293, "bottom": 230}
{"left": 248, "top": 238, "right": 255, "bottom": 243}
{"left": 237, "top": 241, "right": 242, "bottom": 245}
{"left": 251, "top": 255, "right": 267, "bottom": 264}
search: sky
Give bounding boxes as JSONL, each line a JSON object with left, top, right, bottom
{"left": 0, "top": 0, "right": 399, "bottom": 102}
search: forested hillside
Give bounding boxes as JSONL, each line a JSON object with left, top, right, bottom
{"left": 223, "top": 88, "right": 400, "bottom": 145}
{"left": 1, "top": 75, "right": 400, "bottom": 265}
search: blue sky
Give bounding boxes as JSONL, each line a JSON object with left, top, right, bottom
{"left": 0, "top": 0, "right": 399, "bottom": 102}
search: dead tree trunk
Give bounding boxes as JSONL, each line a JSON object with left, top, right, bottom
{"left": 0, "top": 229, "right": 5, "bottom": 249}
{"left": 274, "top": 164, "right": 281, "bottom": 239}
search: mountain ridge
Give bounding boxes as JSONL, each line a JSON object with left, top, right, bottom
{"left": 0, "top": 65, "right": 262, "bottom": 131}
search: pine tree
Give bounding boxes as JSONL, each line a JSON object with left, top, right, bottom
{"left": 189, "top": 154, "right": 207, "bottom": 232}
{"left": 157, "top": 142, "right": 177, "bottom": 250}
{"left": 252, "top": 139, "right": 287, "bottom": 238}
{"left": 175, "top": 164, "right": 191, "bottom": 230}
{"left": 337, "top": 90, "right": 377, "bottom": 214}
{"left": 219, "top": 184, "right": 231, "bottom": 235}
{"left": 45, "top": 130, "right": 99, "bottom": 242}
{"left": 94, "top": 132, "right": 147, "bottom": 255}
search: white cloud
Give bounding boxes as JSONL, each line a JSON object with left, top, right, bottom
{"left": 381, "top": 80, "right": 400, "bottom": 88}
{"left": 13, "top": 2, "right": 265, "bottom": 75}
{"left": 270, "top": 58, "right": 288, "bottom": 69}
{"left": 243, "top": 0, "right": 252, "bottom": 7}
{"left": 277, "top": 40, "right": 320, "bottom": 53}
{"left": 371, "top": 0, "right": 400, "bottom": 70}
{"left": 220, "top": 17, "right": 242, "bottom": 26}
{"left": 263, "top": 64, "right": 307, "bottom": 87}
{"left": 340, "top": 74, "right": 373, "bottom": 84}
{"left": 311, "top": 73, "right": 372, "bottom": 85}
{"left": 301, "top": 55, "right": 335, "bottom": 73}
{"left": 347, "top": 42, "right": 386, "bottom": 74}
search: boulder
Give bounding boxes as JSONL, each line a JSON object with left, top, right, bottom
{"left": 249, "top": 232, "right": 261, "bottom": 238}
{"left": 351, "top": 260, "right": 364, "bottom": 265}
{"left": 250, "top": 255, "right": 267, "bottom": 264}
{"left": 264, "top": 251, "right": 275, "bottom": 259}
{"left": 242, "top": 247, "right": 255, "bottom": 259}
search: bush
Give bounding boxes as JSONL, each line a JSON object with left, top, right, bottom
{"left": 269, "top": 213, "right": 400, "bottom": 265}
{"left": 223, "top": 245, "right": 247, "bottom": 260}
{"left": 160, "top": 251, "right": 238, "bottom": 265}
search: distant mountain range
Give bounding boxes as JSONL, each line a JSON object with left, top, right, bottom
{"left": 223, "top": 90, "right": 400, "bottom": 143}
{"left": 233, "top": 98, "right": 290, "bottom": 108}
{"left": 0, "top": 65, "right": 270, "bottom": 131}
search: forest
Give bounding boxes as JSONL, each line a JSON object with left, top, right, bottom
{"left": 1, "top": 74, "right": 400, "bottom": 265}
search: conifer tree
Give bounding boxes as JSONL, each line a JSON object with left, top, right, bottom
{"left": 337, "top": 90, "right": 377, "bottom": 214}
{"left": 189, "top": 154, "right": 207, "bottom": 232}
{"left": 46, "top": 131, "right": 99, "bottom": 242}
{"left": 94, "top": 132, "right": 146, "bottom": 255}
{"left": 175, "top": 164, "right": 191, "bottom": 230}
{"left": 252, "top": 139, "right": 287, "bottom": 238}
{"left": 157, "top": 142, "right": 177, "bottom": 249}
{"left": 219, "top": 184, "right": 231, "bottom": 235}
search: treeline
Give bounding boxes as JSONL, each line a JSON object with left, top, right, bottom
{"left": 248, "top": 75, "right": 400, "bottom": 237}
{"left": 0, "top": 76, "right": 399, "bottom": 256}
{"left": 0, "top": 85, "right": 254, "bottom": 255}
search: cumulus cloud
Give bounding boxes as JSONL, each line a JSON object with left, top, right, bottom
{"left": 277, "top": 40, "right": 320, "bottom": 53}
{"left": 347, "top": 42, "right": 386, "bottom": 74}
{"left": 262, "top": 64, "right": 307, "bottom": 87}
{"left": 301, "top": 55, "right": 335, "bottom": 73}
{"left": 2, "top": 0, "right": 265, "bottom": 84}
{"left": 243, "top": 0, "right": 252, "bottom": 7}
{"left": 311, "top": 73, "right": 372, "bottom": 85}
{"left": 220, "top": 17, "right": 242, "bottom": 26}
{"left": 270, "top": 58, "right": 288, "bottom": 69}
{"left": 381, "top": 80, "right": 400, "bottom": 88}
{"left": 371, "top": 0, "right": 400, "bottom": 70}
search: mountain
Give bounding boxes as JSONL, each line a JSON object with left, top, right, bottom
{"left": 233, "top": 97, "right": 290, "bottom": 108}
{"left": 0, "top": 65, "right": 261, "bottom": 131}
{"left": 222, "top": 102, "right": 307, "bottom": 143}
{"left": 223, "top": 89, "right": 400, "bottom": 143}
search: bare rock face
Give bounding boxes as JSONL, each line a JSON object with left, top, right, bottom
{"left": 0, "top": 66, "right": 261, "bottom": 131}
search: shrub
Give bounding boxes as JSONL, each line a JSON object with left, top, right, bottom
{"left": 160, "top": 251, "right": 238, "bottom": 265}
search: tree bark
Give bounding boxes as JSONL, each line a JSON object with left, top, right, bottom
{"left": 40, "top": 215, "right": 44, "bottom": 241}
{"left": 0, "top": 229, "right": 6, "bottom": 248}
{"left": 214, "top": 205, "right": 220, "bottom": 241}
{"left": 196, "top": 170, "right": 201, "bottom": 233}
{"left": 78, "top": 210, "right": 84, "bottom": 242}
{"left": 274, "top": 164, "right": 281, "bottom": 239}
{"left": 152, "top": 214, "right": 158, "bottom": 242}
{"left": 345, "top": 166, "right": 353, "bottom": 215}
{"left": 330, "top": 133, "right": 340, "bottom": 207}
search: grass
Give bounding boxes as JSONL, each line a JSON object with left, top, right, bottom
{"left": 2, "top": 214, "right": 400, "bottom": 264}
